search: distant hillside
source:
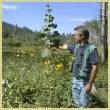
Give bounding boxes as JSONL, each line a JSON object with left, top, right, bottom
{"left": 2, "top": 21, "right": 37, "bottom": 41}
{"left": 2, "top": 21, "right": 73, "bottom": 45}
{"left": 2, "top": 21, "right": 34, "bottom": 33}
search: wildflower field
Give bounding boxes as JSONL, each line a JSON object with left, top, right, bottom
{"left": 2, "top": 2, "right": 108, "bottom": 108}
{"left": 2, "top": 43, "right": 108, "bottom": 108}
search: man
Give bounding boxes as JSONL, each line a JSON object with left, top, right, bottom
{"left": 58, "top": 25, "right": 98, "bottom": 108}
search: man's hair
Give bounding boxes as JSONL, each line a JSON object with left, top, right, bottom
{"left": 74, "top": 25, "right": 89, "bottom": 39}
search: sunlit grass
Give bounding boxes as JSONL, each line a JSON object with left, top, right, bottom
{"left": 2, "top": 46, "right": 108, "bottom": 108}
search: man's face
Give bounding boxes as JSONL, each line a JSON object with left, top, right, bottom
{"left": 74, "top": 30, "right": 84, "bottom": 43}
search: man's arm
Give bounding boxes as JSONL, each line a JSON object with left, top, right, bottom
{"left": 48, "top": 43, "right": 75, "bottom": 54}
{"left": 48, "top": 44, "right": 68, "bottom": 49}
{"left": 85, "top": 64, "right": 98, "bottom": 91}
{"left": 58, "top": 44, "right": 68, "bottom": 50}
{"left": 85, "top": 48, "right": 99, "bottom": 91}
{"left": 89, "top": 64, "right": 98, "bottom": 83}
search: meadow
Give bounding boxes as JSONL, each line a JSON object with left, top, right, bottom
{"left": 2, "top": 42, "right": 108, "bottom": 108}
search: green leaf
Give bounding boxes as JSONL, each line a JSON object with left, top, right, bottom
{"left": 41, "top": 48, "right": 51, "bottom": 58}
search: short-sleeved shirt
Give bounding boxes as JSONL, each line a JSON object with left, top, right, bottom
{"left": 68, "top": 42, "right": 99, "bottom": 74}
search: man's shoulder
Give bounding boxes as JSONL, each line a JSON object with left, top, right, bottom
{"left": 89, "top": 44, "right": 96, "bottom": 49}
{"left": 68, "top": 44, "right": 76, "bottom": 49}
{"left": 67, "top": 44, "right": 76, "bottom": 54}
{"left": 86, "top": 44, "right": 97, "bottom": 54}
{"left": 88, "top": 44, "right": 96, "bottom": 48}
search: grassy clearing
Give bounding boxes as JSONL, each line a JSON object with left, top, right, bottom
{"left": 2, "top": 45, "right": 108, "bottom": 108}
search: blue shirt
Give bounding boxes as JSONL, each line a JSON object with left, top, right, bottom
{"left": 68, "top": 43, "right": 99, "bottom": 74}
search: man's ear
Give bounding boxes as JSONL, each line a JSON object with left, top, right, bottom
{"left": 82, "top": 35, "right": 85, "bottom": 39}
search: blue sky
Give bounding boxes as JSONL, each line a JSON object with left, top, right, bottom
{"left": 2, "top": 2, "right": 100, "bottom": 34}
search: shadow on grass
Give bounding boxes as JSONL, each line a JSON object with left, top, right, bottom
{"left": 90, "top": 95, "right": 108, "bottom": 108}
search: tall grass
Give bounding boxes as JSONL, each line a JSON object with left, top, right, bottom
{"left": 2, "top": 46, "right": 108, "bottom": 108}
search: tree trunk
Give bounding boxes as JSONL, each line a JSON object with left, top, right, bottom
{"left": 101, "top": 2, "right": 108, "bottom": 64}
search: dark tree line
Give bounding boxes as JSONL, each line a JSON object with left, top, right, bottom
{"left": 2, "top": 21, "right": 73, "bottom": 45}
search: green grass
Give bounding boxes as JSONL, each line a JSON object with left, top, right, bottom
{"left": 2, "top": 45, "right": 108, "bottom": 108}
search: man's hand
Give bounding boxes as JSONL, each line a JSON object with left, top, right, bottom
{"left": 48, "top": 44, "right": 68, "bottom": 50}
{"left": 85, "top": 64, "right": 98, "bottom": 92}
{"left": 47, "top": 44, "right": 59, "bottom": 49}
{"left": 85, "top": 83, "right": 92, "bottom": 92}
{"left": 59, "top": 44, "right": 68, "bottom": 49}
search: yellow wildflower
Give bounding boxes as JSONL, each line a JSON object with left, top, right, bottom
{"left": 44, "top": 60, "right": 50, "bottom": 65}
{"left": 56, "top": 63, "right": 63, "bottom": 68}
{"left": 44, "top": 61, "right": 48, "bottom": 65}
{"left": 55, "top": 63, "right": 63, "bottom": 70}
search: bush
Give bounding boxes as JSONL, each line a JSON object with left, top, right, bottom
{"left": 8, "top": 42, "right": 21, "bottom": 47}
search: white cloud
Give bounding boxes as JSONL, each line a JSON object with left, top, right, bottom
{"left": 56, "top": 17, "right": 91, "bottom": 23}
{"left": 2, "top": 4, "right": 19, "bottom": 10}
{"left": 71, "top": 18, "right": 88, "bottom": 22}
